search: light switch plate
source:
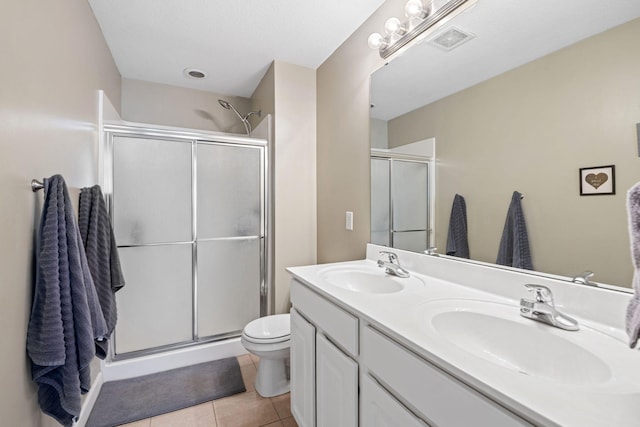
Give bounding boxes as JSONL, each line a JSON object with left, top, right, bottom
{"left": 346, "top": 211, "right": 353, "bottom": 231}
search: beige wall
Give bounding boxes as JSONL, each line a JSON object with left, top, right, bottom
{"left": 253, "top": 62, "right": 317, "bottom": 313}
{"left": 0, "top": 0, "right": 121, "bottom": 425}
{"left": 388, "top": 19, "right": 640, "bottom": 287}
{"left": 121, "top": 78, "right": 252, "bottom": 134}
{"left": 317, "top": 0, "right": 405, "bottom": 263}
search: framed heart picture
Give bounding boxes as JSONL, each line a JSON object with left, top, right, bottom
{"left": 579, "top": 165, "right": 615, "bottom": 196}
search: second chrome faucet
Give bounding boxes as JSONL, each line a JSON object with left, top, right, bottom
{"left": 520, "top": 284, "right": 579, "bottom": 331}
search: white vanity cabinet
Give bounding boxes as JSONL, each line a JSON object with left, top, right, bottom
{"left": 289, "top": 276, "right": 534, "bottom": 427}
{"left": 287, "top": 246, "right": 640, "bottom": 427}
{"left": 290, "top": 280, "right": 359, "bottom": 427}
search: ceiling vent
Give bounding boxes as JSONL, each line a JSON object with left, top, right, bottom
{"left": 429, "top": 27, "right": 474, "bottom": 51}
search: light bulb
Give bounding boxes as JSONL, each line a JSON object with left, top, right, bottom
{"left": 368, "top": 33, "right": 385, "bottom": 50}
{"left": 384, "top": 17, "right": 403, "bottom": 35}
{"left": 404, "top": 0, "right": 427, "bottom": 19}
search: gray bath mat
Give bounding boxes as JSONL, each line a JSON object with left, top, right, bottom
{"left": 86, "top": 357, "right": 246, "bottom": 427}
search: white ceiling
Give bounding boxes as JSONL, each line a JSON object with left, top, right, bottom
{"left": 88, "top": 0, "right": 385, "bottom": 98}
{"left": 371, "top": 0, "right": 640, "bottom": 120}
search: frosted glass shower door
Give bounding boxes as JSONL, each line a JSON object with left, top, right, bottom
{"left": 391, "top": 160, "right": 429, "bottom": 252}
{"left": 196, "top": 142, "right": 263, "bottom": 338}
{"left": 371, "top": 158, "right": 390, "bottom": 246}
{"left": 112, "top": 136, "right": 194, "bottom": 354}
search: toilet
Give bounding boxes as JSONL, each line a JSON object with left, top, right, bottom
{"left": 241, "top": 313, "right": 291, "bottom": 397}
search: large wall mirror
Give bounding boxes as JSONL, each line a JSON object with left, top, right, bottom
{"left": 370, "top": 0, "right": 640, "bottom": 288}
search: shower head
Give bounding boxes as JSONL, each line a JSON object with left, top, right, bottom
{"left": 218, "top": 99, "right": 243, "bottom": 119}
{"left": 217, "top": 99, "right": 261, "bottom": 136}
{"left": 218, "top": 99, "right": 232, "bottom": 110}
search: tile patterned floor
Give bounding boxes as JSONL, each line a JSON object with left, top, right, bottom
{"left": 119, "top": 354, "right": 297, "bottom": 427}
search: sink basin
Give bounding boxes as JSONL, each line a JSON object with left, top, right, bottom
{"left": 319, "top": 264, "right": 423, "bottom": 294}
{"left": 419, "top": 299, "right": 614, "bottom": 385}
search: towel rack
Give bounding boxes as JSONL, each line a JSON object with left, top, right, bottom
{"left": 31, "top": 179, "right": 44, "bottom": 192}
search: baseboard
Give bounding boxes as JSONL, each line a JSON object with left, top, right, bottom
{"left": 101, "top": 338, "right": 247, "bottom": 382}
{"left": 74, "top": 372, "right": 104, "bottom": 427}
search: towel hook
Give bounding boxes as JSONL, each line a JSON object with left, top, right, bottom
{"left": 31, "top": 179, "right": 44, "bottom": 192}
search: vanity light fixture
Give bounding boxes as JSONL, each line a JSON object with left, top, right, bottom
{"left": 368, "top": 0, "right": 476, "bottom": 59}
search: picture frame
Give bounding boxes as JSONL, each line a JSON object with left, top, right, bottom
{"left": 579, "top": 165, "right": 615, "bottom": 196}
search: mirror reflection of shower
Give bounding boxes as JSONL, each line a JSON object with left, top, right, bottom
{"left": 218, "top": 99, "right": 261, "bottom": 135}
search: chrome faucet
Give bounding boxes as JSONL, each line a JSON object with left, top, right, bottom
{"left": 377, "top": 251, "right": 410, "bottom": 278}
{"left": 519, "top": 284, "right": 579, "bottom": 331}
{"left": 572, "top": 270, "right": 596, "bottom": 287}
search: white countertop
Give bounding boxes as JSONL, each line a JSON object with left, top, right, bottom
{"left": 287, "top": 245, "right": 640, "bottom": 427}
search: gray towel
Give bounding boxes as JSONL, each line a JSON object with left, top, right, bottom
{"left": 26, "top": 175, "right": 107, "bottom": 427}
{"left": 626, "top": 182, "right": 640, "bottom": 348}
{"left": 79, "top": 185, "right": 125, "bottom": 359}
{"left": 446, "top": 194, "right": 470, "bottom": 258}
{"left": 496, "top": 191, "right": 533, "bottom": 270}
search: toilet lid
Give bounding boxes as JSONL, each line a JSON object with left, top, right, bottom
{"left": 244, "top": 313, "right": 291, "bottom": 342}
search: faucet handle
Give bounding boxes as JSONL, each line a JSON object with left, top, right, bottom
{"left": 379, "top": 250, "right": 398, "bottom": 263}
{"left": 572, "top": 270, "right": 595, "bottom": 286}
{"left": 524, "top": 284, "right": 554, "bottom": 306}
{"left": 424, "top": 247, "right": 438, "bottom": 255}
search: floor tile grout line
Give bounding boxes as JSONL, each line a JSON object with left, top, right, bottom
{"left": 210, "top": 400, "right": 219, "bottom": 427}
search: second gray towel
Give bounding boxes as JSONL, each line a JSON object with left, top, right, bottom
{"left": 446, "top": 194, "right": 469, "bottom": 258}
{"left": 496, "top": 191, "right": 533, "bottom": 270}
{"left": 79, "top": 185, "right": 126, "bottom": 359}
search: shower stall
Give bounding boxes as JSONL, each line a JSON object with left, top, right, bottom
{"left": 103, "top": 124, "right": 268, "bottom": 360}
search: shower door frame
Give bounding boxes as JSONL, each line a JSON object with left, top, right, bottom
{"left": 103, "top": 123, "right": 269, "bottom": 361}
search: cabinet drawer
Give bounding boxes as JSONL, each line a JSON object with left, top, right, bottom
{"left": 290, "top": 279, "right": 358, "bottom": 357}
{"left": 362, "top": 375, "right": 428, "bottom": 427}
{"left": 363, "top": 326, "right": 532, "bottom": 427}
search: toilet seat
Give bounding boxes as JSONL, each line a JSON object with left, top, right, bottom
{"left": 242, "top": 313, "right": 291, "bottom": 344}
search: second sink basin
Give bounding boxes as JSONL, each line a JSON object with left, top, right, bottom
{"left": 418, "top": 299, "right": 616, "bottom": 385}
{"left": 319, "top": 264, "right": 424, "bottom": 294}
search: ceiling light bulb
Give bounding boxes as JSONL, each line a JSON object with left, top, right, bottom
{"left": 404, "top": 0, "right": 427, "bottom": 19}
{"left": 368, "top": 33, "right": 385, "bottom": 50}
{"left": 384, "top": 17, "right": 403, "bottom": 35}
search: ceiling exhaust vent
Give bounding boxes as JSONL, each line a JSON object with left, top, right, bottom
{"left": 429, "top": 27, "right": 474, "bottom": 51}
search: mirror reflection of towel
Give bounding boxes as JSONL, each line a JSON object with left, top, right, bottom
{"left": 496, "top": 191, "right": 533, "bottom": 270}
{"left": 446, "top": 194, "right": 469, "bottom": 258}
{"left": 625, "top": 182, "right": 640, "bottom": 348}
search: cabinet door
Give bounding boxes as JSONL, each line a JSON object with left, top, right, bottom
{"left": 291, "top": 309, "right": 315, "bottom": 427}
{"left": 316, "top": 333, "right": 358, "bottom": 427}
{"left": 362, "top": 375, "right": 428, "bottom": 427}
